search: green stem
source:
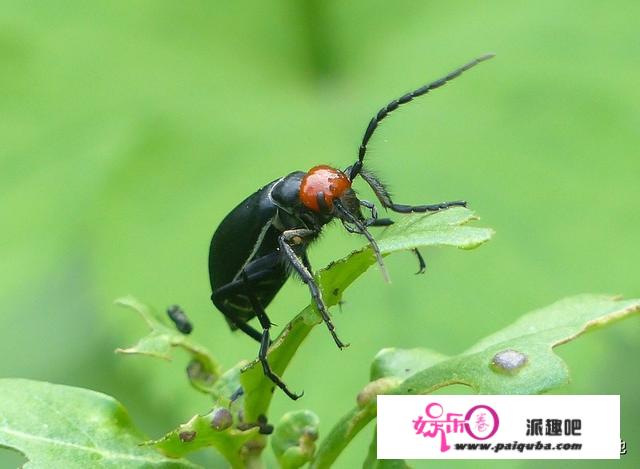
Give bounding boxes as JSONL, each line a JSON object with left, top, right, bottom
{"left": 309, "top": 404, "right": 376, "bottom": 469}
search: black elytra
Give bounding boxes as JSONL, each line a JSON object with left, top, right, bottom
{"left": 208, "top": 54, "right": 494, "bottom": 400}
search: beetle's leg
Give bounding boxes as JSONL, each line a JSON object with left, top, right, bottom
{"left": 279, "top": 229, "right": 349, "bottom": 349}
{"left": 211, "top": 295, "right": 263, "bottom": 343}
{"left": 213, "top": 253, "right": 284, "bottom": 343}
{"left": 241, "top": 271, "right": 303, "bottom": 400}
{"left": 359, "top": 199, "right": 378, "bottom": 221}
{"left": 366, "top": 217, "right": 394, "bottom": 227}
{"left": 232, "top": 320, "right": 261, "bottom": 343}
{"left": 358, "top": 218, "right": 426, "bottom": 273}
{"left": 361, "top": 200, "right": 396, "bottom": 227}
{"left": 334, "top": 199, "right": 390, "bottom": 283}
{"left": 413, "top": 248, "right": 427, "bottom": 274}
{"left": 301, "top": 251, "right": 313, "bottom": 274}
{"left": 342, "top": 222, "right": 360, "bottom": 234}
{"left": 213, "top": 268, "right": 277, "bottom": 299}
{"left": 211, "top": 275, "right": 264, "bottom": 344}
{"left": 360, "top": 169, "right": 466, "bottom": 214}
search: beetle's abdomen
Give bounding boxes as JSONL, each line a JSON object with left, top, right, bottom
{"left": 209, "top": 182, "right": 279, "bottom": 291}
{"left": 209, "top": 179, "right": 293, "bottom": 326}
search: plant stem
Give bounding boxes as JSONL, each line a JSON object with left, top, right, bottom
{"left": 309, "top": 403, "right": 376, "bottom": 469}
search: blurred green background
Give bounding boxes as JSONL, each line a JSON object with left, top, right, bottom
{"left": 1, "top": 1, "right": 638, "bottom": 468}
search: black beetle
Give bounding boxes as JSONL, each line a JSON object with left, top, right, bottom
{"left": 209, "top": 54, "right": 494, "bottom": 399}
{"left": 167, "top": 305, "right": 193, "bottom": 335}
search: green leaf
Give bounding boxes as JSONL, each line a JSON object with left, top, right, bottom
{"left": 115, "top": 296, "right": 222, "bottom": 395}
{"left": 376, "top": 205, "right": 493, "bottom": 252}
{"left": 360, "top": 348, "right": 444, "bottom": 469}
{"left": 144, "top": 405, "right": 259, "bottom": 469}
{"left": 370, "top": 347, "right": 448, "bottom": 381}
{"left": 397, "top": 294, "right": 640, "bottom": 395}
{"left": 240, "top": 207, "right": 492, "bottom": 421}
{"left": 308, "top": 405, "right": 375, "bottom": 469}
{"left": 0, "top": 379, "right": 199, "bottom": 469}
{"left": 312, "top": 294, "right": 640, "bottom": 468}
{"left": 271, "top": 410, "right": 320, "bottom": 469}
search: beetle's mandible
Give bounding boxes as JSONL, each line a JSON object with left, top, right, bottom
{"left": 209, "top": 54, "right": 494, "bottom": 400}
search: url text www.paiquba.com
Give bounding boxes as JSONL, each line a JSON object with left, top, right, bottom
{"left": 455, "top": 441, "right": 582, "bottom": 453}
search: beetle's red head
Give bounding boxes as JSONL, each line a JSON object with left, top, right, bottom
{"left": 299, "top": 165, "right": 352, "bottom": 212}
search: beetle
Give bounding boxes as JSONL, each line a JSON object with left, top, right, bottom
{"left": 209, "top": 54, "right": 494, "bottom": 399}
{"left": 167, "top": 305, "right": 193, "bottom": 335}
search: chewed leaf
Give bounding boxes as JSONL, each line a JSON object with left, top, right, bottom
{"left": 144, "top": 405, "right": 259, "bottom": 468}
{"left": 397, "top": 294, "right": 640, "bottom": 395}
{"left": 241, "top": 208, "right": 492, "bottom": 421}
{"left": 115, "top": 296, "right": 223, "bottom": 395}
{"left": 0, "top": 379, "right": 199, "bottom": 469}
{"left": 312, "top": 294, "right": 640, "bottom": 468}
{"left": 465, "top": 294, "right": 640, "bottom": 353}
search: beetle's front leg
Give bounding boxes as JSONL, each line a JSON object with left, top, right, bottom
{"left": 360, "top": 168, "right": 466, "bottom": 213}
{"left": 279, "top": 229, "right": 349, "bottom": 350}
{"left": 360, "top": 199, "right": 378, "bottom": 222}
{"left": 360, "top": 199, "right": 394, "bottom": 228}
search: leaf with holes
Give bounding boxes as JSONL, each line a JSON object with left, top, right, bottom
{"left": 396, "top": 294, "right": 640, "bottom": 395}
{"left": 115, "top": 296, "right": 223, "bottom": 395}
{"left": 311, "top": 294, "right": 640, "bottom": 468}
{"left": 143, "top": 404, "right": 259, "bottom": 469}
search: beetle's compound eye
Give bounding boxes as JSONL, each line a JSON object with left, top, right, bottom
{"left": 300, "top": 165, "right": 352, "bottom": 212}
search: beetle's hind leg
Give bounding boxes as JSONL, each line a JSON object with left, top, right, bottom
{"left": 279, "top": 229, "right": 349, "bottom": 350}
{"left": 241, "top": 271, "right": 303, "bottom": 400}
{"left": 210, "top": 293, "right": 263, "bottom": 343}
{"left": 360, "top": 169, "right": 466, "bottom": 213}
{"left": 212, "top": 271, "right": 279, "bottom": 344}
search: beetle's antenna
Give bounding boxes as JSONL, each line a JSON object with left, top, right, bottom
{"left": 349, "top": 53, "right": 495, "bottom": 180}
{"left": 334, "top": 199, "right": 390, "bottom": 283}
